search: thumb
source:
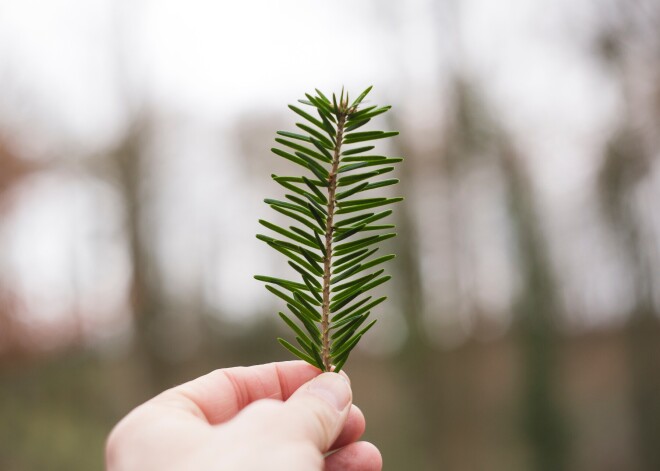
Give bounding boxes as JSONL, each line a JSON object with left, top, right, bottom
{"left": 279, "top": 372, "right": 353, "bottom": 451}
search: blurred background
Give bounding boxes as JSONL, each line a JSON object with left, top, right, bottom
{"left": 1, "top": 0, "right": 659, "bottom": 470}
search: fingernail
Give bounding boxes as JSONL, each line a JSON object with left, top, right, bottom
{"left": 338, "top": 370, "right": 351, "bottom": 385}
{"left": 308, "top": 373, "right": 351, "bottom": 411}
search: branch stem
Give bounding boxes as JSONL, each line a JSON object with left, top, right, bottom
{"left": 321, "top": 111, "right": 346, "bottom": 371}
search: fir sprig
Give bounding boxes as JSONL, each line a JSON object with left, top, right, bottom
{"left": 255, "top": 86, "right": 402, "bottom": 372}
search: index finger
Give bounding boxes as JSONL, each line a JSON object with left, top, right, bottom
{"left": 155, "top": 361, "right": 321, "bottom": 424}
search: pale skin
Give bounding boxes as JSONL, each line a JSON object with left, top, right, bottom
{"left": 106, "top": 361, "right": 383, "bottom": 471}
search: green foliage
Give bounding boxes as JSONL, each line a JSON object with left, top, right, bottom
{"left": 255, "top": 86, "right": 401, "bottom": 372}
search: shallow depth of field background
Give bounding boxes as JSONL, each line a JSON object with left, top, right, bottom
{"left": 1, "top": 1, "right": 660, "bottom": 470}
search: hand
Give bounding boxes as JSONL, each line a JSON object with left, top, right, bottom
{"left": 106, "top": 361, "right": 382, "bottom": 470}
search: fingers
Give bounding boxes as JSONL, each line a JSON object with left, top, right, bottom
{"left": 231, "top": 372, "right": 354, "bottom": 453}
{"left": 330, "top": 405, "right": 365, "bottom": 450}
{"left": 154, "top": 360, "right": 321, "bottom": 424}
{"left": 325, "top": 441, "right": 383, "bottom": 471}
{"left": 279, "top": 372, "right": 353, "bottom": 451}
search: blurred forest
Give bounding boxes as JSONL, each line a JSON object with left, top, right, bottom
{"left": 1, "top": 1, "right": 660, "bottom": 470}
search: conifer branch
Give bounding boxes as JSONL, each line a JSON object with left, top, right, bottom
{"left": 321, "top": 108, "right": 346, "bottom": 370}
{"left": 256, "top": 86, "right": 401, "bottom": 372}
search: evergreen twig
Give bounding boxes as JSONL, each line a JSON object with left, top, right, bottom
{"left": 255, "top": 86, "right": 402, "bottom": 372}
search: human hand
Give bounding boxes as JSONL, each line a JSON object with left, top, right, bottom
{"left": 106, "top": 361, "right": 382, "bottom": 470}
